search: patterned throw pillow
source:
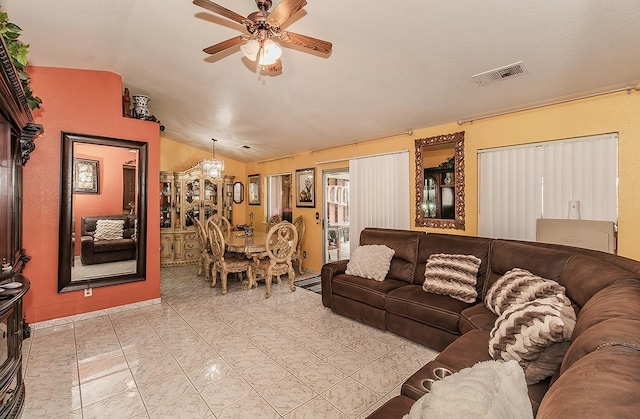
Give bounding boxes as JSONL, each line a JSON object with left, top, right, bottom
{"left": 422, "top": 253, "right": 482, "bottom": 303}
{"left": 485, "top": 268, "right": 568, "bottom": 315}
{"left": 488, "top": 296, "right": 576, "bottom": 385}
{"left": 93, "top": 219, "right": 125, "bottom": 241}
{"left": 345, "top": 245, "right": 395, "bottom": 281}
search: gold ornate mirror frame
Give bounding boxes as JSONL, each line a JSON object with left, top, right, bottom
{"left": 415, "top": 131, "right": 465, "bottom": 229}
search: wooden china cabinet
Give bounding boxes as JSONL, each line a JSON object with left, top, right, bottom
{"left": 423, "top": 157, "right": 455, "bottom": 220}
{"left": 160, "top": 162, "right": 234, "bottom": 266}
{"left": 0, "top": 37, "right": 43, "bottom": 418}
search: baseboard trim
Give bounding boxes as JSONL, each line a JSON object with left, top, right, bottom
{"left": 30, "top": 297, "right": 162, "bottom": 330}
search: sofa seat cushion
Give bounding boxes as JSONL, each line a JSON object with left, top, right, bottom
{"left": 386, "top": 285, "right": 473, "bottom": 334}
{"left": 459, "top": 303, "right": 498, "bottom": 334}
{"left": 332, "top": 274, "right": 406, "bottom": 309}
{"left": 92, "top": 238, "right": 134, "bottom": 253}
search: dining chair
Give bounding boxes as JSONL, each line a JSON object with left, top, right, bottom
{"left": 266, "top": 214, "right": 282, "bottom": 232}
{"left": 193, "top": 217, "right": 213, "bottom": 282}
{"left": 253, "top": 221, "right": 298, "bottom": 299}
{"left": 208, "top": 221, "right": 253, "bottom": 295}
{"left": 291, "top": 215, "right": 306, "bottom": 274}
{"left": 207, "top": 214, "right": 232, "bottom": 239}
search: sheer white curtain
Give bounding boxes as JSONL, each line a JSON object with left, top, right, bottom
{"left": 478, "top": 133, "right": 618, "bottom": 241}
{"left": 349, "top": 151, "right": 410, "bottom": 244}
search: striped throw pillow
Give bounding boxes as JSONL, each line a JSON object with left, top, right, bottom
{"left": 485, "top": 268, "right": 568, "bottom": 315}
{"left": 422, "top": 253, "right": 482, "bottom": 303}
{"left": 488, "top": 295, "right": 576, "bottom": 385}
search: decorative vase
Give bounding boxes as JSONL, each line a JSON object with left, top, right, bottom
{"left": 132, "top": 94, "right": 151, "bottom": 119}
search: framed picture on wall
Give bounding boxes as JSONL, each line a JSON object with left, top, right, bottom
{"left": 248, "top": 174, "right": 260, "bottom": 205}
{"left": 296, "top": 168, "right": 315, "bottom": 208}
{"left": 73, "top": 158, "right": 99, "bottom": 194}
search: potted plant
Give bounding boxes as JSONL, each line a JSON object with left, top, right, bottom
{"left": 0, "top": 10, "right": 42, "bottom": 109}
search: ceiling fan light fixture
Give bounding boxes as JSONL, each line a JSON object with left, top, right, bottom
{"left": 241, "top": 39, "right": 260, "bottom": 61}
{"left": 262, "top": 39, "right": 282, "bottom": 61}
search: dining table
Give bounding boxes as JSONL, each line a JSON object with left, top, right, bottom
{"left": 225, "top": 231, "right": 268, "bottom": 289}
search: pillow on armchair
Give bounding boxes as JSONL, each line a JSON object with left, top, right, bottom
{"left": 93, "top": 219, "right": 125, "bottom": 241}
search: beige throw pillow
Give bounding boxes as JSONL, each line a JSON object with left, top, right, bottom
{"left": 94, "top": 219, "right": 125, "bottom": 241}
{"left": 345, "top": 245, "right": 395, "bottom": 281}
{"left": 485, "top": 268, "right": 568, "bottom": 315}
{"left": 488, "top": 296, "right": 576, "bottom": 385}
{"left": 422, "top": 253, "right": 482, "bottom": 303}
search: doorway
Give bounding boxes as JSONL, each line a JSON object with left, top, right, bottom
{"left": 323, "top": 168, "right": 350, "bottom": 264}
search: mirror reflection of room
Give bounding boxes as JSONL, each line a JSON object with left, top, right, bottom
{"left": 71, "top": 143, "right": 139, "bottom": 281}
{"left": 422, "top": 144, "right": 455, "bottom": 219}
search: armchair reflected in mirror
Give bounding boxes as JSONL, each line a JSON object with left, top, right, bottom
{"left": 415, "top": 131, "right": 465, "bottom": 229}
{"left": 58, "top": 132, "right": 148, "bottom": 293}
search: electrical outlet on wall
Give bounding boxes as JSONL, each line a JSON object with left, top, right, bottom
{"left": 303, "top": 251, "right": 307, "bottom": 258}
{"left": 84, "top": 288, "right": 92, "bottom": 297}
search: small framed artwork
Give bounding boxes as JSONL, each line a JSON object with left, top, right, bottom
{"left": 233, "top": 181, "right": 244, "bottom": 204}
{"left": 248, "top": 174, "right": 260, "bottom": 205}
{"left": 296, "top": 168, "right": 315, "bottom": 208}
{"left": 73, "top": 158, "right": 99, "bottom": 194}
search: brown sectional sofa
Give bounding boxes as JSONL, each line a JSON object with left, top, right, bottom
{"left": 321, "top": 228, "right": 640, "bottom": 418}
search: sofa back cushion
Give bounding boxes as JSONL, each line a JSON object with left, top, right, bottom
{"left": 415, "top": 233, "right": 492, "bottom": 297}
{"left": 360, "top": 228, "right": 422, "bottom": 283}
{"left": 558, "top": 254, "right": 638, "bottom": 308}
{"left": 484, "top": 241, "right": 572, "bottom": 299}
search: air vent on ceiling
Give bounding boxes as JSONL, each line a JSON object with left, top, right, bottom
{"left": 472, "top": 61, "right": 528, "bottom": 86}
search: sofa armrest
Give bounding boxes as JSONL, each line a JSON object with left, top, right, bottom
{"left": 80, "top": 235, "right": 95, "bottom": 265}
{"left": 321, "top": 259, "right": 348, "bottom": 308}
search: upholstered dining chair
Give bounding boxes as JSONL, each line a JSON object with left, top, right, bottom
{"left": 253, "top": 221, "right": 298, "bottom": 299}
{"left": 193, "top": 217, "right": 213, "bottom": 282}
{"left": 291, "top": 215, "right": 306, "bottom": 275}
{"left": 208, "top": 221, "right": 253, "bottom": 295}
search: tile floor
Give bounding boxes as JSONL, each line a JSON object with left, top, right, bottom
{"left": 22, "top": 266, "right": 438, "bottom": 418}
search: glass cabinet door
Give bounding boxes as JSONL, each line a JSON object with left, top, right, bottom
{"left": 423, "top": 176, "right": 437, "bottom": 218}
{"left": 184, "top": 178, "right": 200, "bottom": 227}
{"left": 160, "top": 180, "right": 172, "bottom": 228}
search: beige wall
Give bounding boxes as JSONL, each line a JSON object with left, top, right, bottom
{"left": 161, "top": 90, "right": 640, "bottom": 272}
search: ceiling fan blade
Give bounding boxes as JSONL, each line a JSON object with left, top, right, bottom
{"left": 193, "top": 0, "right": 245, "bottom": 24}
{"left": 269, "top": 0, "right": 307, "bottom": 26}
{"left": 265, "top": 59, "right": 283, "bottom": 73}
{"left": 280, "top": 31, "right": 332, "bottom": 55}
{"left": 203, "top": 36, "right": 244, "bottom": 55}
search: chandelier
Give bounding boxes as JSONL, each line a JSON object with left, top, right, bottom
{"left": 200, "top": 138, "right": 224, "bottom": 178}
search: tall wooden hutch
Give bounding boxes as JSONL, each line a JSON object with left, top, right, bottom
{"left": 160, "top": 162, "right": 234, "bottom": 266}
{"left": 0, "top": 36, "right": 42, "bottom": 418}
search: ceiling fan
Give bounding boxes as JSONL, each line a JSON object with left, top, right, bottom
{"left": 193, "top": 0, "right": 332, "bottom": 72}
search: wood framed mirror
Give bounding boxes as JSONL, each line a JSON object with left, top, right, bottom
{"left": 58, "top": 132, "right": 148, "bottom": 292}
{"left": 415, "top": 131, "right": 465, "bottom": 229}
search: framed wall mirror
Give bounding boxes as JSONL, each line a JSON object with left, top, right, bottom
{"left": 58, "top": 132, "right": 148, "bottom": 293}
{"left": 415, "top": 131, "right": 465, "bottom": 229}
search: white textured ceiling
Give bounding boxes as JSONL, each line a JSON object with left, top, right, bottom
{"left": 5, "top": 0, "right": 640, "bottom": 162}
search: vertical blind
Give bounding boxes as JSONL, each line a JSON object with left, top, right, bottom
{"left": 478, "top": 133, "right": 618, "bottom": 241}
{"left": 349, "top": 151, "right": 410, "bottom": 243}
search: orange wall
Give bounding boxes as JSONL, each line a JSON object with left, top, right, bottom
{"left": 234, "top": 90, "right": 640, "bottom": 270}
{"left": 24, "top": 67, "right": 161, "bottom": 323}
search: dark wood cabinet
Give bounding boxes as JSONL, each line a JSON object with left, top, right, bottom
{"left": 0, "top": 35, "right": 42, "bottom": 418}
{"left": 423, "top": 169, "right": 455, "bottom": 220}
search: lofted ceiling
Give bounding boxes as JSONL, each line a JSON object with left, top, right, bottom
{"left": 4, "top": 1, "right": 640, "bottom": 163}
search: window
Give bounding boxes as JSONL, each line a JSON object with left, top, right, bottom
{"left": 265, "top": 173, "right": 292, "bottom": 222}
{"left": 478, "top": 133, "right": 618, "bottom": 241}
